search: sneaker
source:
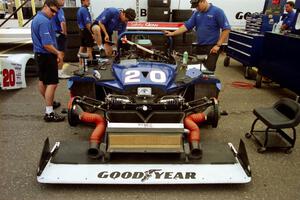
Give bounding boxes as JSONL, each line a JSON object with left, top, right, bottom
{"left": 44, "top": 112, "right": 65, "bottom": 122}
{"left": 53, "top": 101, "right": 61, "bottom": 109}
{"left": 58, "top": 70, "right": 71, "bottom": 79}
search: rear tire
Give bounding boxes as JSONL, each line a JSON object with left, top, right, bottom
{"left": 194, "top": 83, "right": 219, "bottom": 99}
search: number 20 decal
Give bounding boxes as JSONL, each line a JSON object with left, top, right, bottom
{"left": 124, "top": 70, "right": 140, "bottom": 83}
{"left": 2, "top": 69, "right": 16, "bottom": 87}
{"left": 124, "top": 70, "right": 166, "bottom": 83}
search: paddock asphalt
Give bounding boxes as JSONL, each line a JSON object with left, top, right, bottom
{"left": 0, "top": 44, "right": 299, "bottom": 200}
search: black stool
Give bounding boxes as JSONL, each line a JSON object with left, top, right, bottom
{"left": 245, "top": 98, "right": 300, "bottom": 153}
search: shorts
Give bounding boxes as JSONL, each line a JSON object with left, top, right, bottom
{"left": 35, "top": 53, "right": 59, "bottom": 85}
{"left": 91, "top": 22, "right": 112, "bottom": 45}
{"left": 56, "top": 32, "right": 67, "bottom": 51}
{"left": 79, "top": 28, "right": 94, "bottom": 47}
{"left": 193, "top": 44, "right": 220, "bottom": 71}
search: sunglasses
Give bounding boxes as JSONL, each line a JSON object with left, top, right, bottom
{"left": 49, "top": 6, "right": 58, "bottom": 14}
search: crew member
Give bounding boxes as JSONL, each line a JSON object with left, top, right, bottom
{"left": 31, "top": 0, "right": 65, "bottom": 122}
{"left": 51, "top": 0, "right": 70, "bottom": 78}
{"left": 281, "top": 1, "right": 296, "bottom": 31}
{"left": 77, "top": 0, "right": 93, "bottom": 61}
{"left": 165, "top": 0, "right": 231, "bottom": 71}
{"left": 91, "top": 7, "right": 136, "bottom": 56}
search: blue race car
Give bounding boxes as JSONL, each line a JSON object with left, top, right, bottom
{"left": 37, "top": 31, "right": 251, "bottom": 184}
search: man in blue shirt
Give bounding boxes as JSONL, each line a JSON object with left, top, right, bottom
{"left": 31, "top": 0, "right": 65, "bottom": 122}
{"left": 51, "top": 0, "right": 69, "bottom": 79}
{"left": 165, "top": 0, "right": 231, "bottom": 71}
{"left": 77, "top": 0, "right": 93, "bottom": 61}
{"left": 281, "top": 1, "right": 296, "bottom": 31}
{"left": 91, "top": 8, "right": 136, "bottom": 57}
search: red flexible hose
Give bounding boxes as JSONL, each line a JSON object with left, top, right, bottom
{"left": 80, "top": 112, "right": 107, "bottom": 144}
{"left": 231, "top": 81, "right": 254, "bottom": 89}
{"left": 184, "top": 113, "right": 206, "bottom": 142}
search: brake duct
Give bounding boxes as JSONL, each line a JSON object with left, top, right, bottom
{"left": 184, "top": 106, "right": 214, "bottom": 159}
{"left": 184, "top": 113, "right": 206, "bottom": 158}
{"left": 72, "top": 104, "right": 107, "bottom": 158}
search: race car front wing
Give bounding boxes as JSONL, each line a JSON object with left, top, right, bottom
{"left": 37, "top": 139, "right": 251, "bottom": 184}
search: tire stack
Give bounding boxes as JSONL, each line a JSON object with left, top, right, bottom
{"left": 147, "top": 0, "right": 171, "bottom": 22}
{"left": 171, "top": 9, "right": 195, "bottom": 54}
{"left": 148, "top": 35, "right": 168, "bottom": 53}
{"left": 63, "top": 7, "right": 80, "bottom": 62}
{"left": 147, "top": 0, "right": 171, "bottom": 51}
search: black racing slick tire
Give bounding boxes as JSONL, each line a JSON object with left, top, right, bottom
{"left": 66, "top": 20, "right": 80, "bottom": 34}
{"left": 172, "top": 9, "right": 193, "bottom": 22}
{"left": 66, "top": 34, "right": 81, "bottom": 48}
{"left": 68, "top": 97, "right": 81, "bottom": 127}
{"left": 148, "top": 0, "right": 171, "bottom": 7}
{"left": 147, "top": 7, "right": 170, "bottom": 22}
{"left": 63, "top": 7, "right": 79, "bottom": 20}
{"left": 211, "top": 99, "right": 219, "bottom": 128}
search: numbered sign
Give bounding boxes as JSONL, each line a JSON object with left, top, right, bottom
{"left": 2, "top": 69, "right": 16, "bottom": 87}
{"left": 0, "top": 57, "right": 26, "bottom": 90}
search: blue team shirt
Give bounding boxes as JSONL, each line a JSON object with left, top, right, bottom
{"left": 31, "top": 11, "right": 57, "bottom": 54}
{"left": 282, "top": 11, "right": 296, "bottom": 30}
{"left": 95, "top": 7, "right": 126, "bottom": 35}
{"left": 77, "top": 6, "right": 92, "bottom": 29}
{"left": 51, "top": 8, "right": 65, "bottom": 32}
{"left": 184, "top": 4, "right": 231, "bottom": 45}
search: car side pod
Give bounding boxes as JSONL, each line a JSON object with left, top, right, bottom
{"left": 37, "top": 139, "right": 251, "bottom": 184}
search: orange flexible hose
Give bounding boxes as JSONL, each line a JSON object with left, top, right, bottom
{"left": 80, "top": 112, "right": 107, "bottom": 143}
{"left": 231, "top": 81, "right": 254, "bottom": 89}
{"left": 184, "top": 113, "right": 206, "bottom": 142}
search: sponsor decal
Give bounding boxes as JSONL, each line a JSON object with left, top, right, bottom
{"left": 128, "top": 22, "right": 183, "bottom": 28}
{"left": 98, "top": 169, "right": 196, "bottom": 182}
{"left": 1, "top": 63, "right": 23, "bottom": 89}
{"left": 235, "top": 12, "right": 252, "bottom": 20}
{"left": 144, "top": 22, "right": 159, "bottom": 27}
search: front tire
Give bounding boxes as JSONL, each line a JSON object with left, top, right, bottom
{"left": 68, "top": 97, "right": 81, "bottom": 127}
